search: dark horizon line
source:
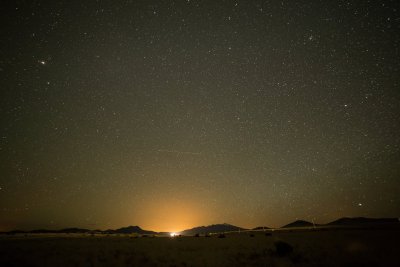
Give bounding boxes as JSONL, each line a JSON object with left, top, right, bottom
{"left": 2, "top": 216, "right": 399, "bottom": 234}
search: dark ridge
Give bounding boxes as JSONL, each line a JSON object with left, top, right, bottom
{"left": 30, "top": 229, "right": 57, "bottom": 234}
{"left": 112, "top": 226, "right": 156, "bottom": 235}
{"left": 180, "top": 223, "right": 246, "bottom": 236}
{"left": 58, "top": 228, "right": 90, "bottom": 233}
{"left": 252, "top": 226, "right": 270, "bottom": 230}
{"left": 7, "top": 230, "right": 26, "bottom": 234}
{"left": 2, "top": 217, "right": 399, "bottom": 235}
{"left": 282, "top": 220, "right": 316, "bottom": 228}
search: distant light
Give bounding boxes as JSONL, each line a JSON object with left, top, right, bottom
{"left": 170, "top": 232, "right": 178, "bottom": 237}
{"left": 358, "top": 203, "right": 363, "bottom": 207}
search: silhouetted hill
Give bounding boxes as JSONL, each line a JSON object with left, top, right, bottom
{"left": 282, "top": 220, "right": 315, "bottom": 228}
{"left": 327, "top": 217, "right": 400, "bottom": 226}
{"left": 112, "top": 226, "right": 156, "bottom": 235}
{"left": 6, "top": 230, "right": 26, "bottom": 234}
{"left": 181, "top": 223, "right": 246, "bottom": 236}
{"left": 29, "top": 229, "right": 55, "bottom": 234}
{"left": 2, "top": 226, "right": 155, "bottom": 235}
{"left": 58, "top": 228, "right": 90, "bottom": 233}
{"left": 3, "top": 217, "right": 399, "bottom": 235}
{"left": 252, "top": 226, "right": 270, "bottom": 230}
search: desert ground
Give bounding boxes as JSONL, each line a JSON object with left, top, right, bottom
{"left": 1, "top": 227, "right": 399, "bottom": 267}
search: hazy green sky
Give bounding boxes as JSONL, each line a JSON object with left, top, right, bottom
{"left": 1, "top": 0, "right": 399, "bottom": 232}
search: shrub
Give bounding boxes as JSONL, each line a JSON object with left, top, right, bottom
{"left": 218, "top": 233, "right": 226, "bottom": 238}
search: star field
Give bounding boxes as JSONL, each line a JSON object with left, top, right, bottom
{"left": 0, "top": 0, "right": 399, "bottom": 232}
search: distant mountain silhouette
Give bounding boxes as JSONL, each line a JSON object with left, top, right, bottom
{"left": 112, "top": 226, "right": 156, "bottom": 235}
{"left": 282, "top": 220, "right": 316, "bottom": 228}
{"left": 281, "top": 217, "right": 399, "bottom": 228}
{"left": 29, "top": 229, "right": 56, "bottom": 234}
{"left": 58, "top": 228, "right": 90, "bottom": 233}
{"left": 2, "top": 226, "right": 154, "bottom": 235}
{"left": 181, "top": 223, "right": 246, "bottom": 236}
{"left": 2, "top": 217, "right": 399, "bottom": 235}
{"left": 252, "top": 226, "right": 270, "bottom": 230}
{"left": 327, "top": 217, "right": 400, "bottom": 226}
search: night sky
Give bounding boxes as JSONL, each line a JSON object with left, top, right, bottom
{"left": 1, "top": 0, "right": 399, "bottom": 232}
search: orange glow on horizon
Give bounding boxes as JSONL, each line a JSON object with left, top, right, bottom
{"left": 137, "top": 198, "right": 209, "bottom": 232}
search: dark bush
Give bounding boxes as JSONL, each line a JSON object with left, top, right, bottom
{"left": 194, "top": 233, "right": 200, "bottom": 237}
{"left": 218, "top": 233, "right": 226, "bottom": 238}
{"left": 249, "top": 234, "right": 255, "bottom": 237}
{"left": 274, "top": 241, "right": 293, "bottom": 257}
{"left": 265, "top": 233, "right": 272, "bottom": 236}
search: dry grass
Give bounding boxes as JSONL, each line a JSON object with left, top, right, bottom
{"left": 0, "top": 227, "right": 399, "bottom": 266}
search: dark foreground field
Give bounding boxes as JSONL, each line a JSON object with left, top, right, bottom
{"left": 1, "top": 227, "right": 399, "bottom": 267}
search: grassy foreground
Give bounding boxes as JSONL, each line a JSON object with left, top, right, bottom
{"left": 0, "top": 227, "right": 399, "bottom": 267}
